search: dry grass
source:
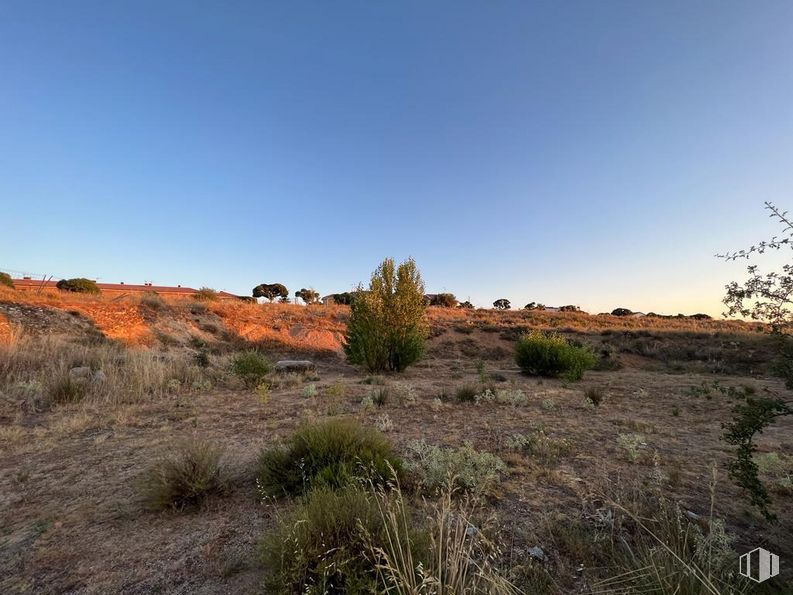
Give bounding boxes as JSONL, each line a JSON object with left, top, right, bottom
{"left": 0, "top": 289, "right": 791, "bottom": 593}
{"left": 0, "top": 331, "right": 210, "bottom": 408}
{"left": 369, "top": 478, "right": 521, "bottom": 595}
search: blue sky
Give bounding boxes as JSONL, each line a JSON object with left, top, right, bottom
{"left": 2, "top": 1, "right": 792, "bottom": 315}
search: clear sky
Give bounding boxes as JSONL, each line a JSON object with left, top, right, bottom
{"left": 2, "top": 1, "right": 792, "bottom": 315}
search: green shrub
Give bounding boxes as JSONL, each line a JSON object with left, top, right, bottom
{"left": 56, "top": 278, "right": 100, "bottom": 294}
{"left": 0, "top": 272, "right": 14, "bottom": 289}
{"left": 194, "top": 287, "right": 218, "bottom": 301}
{"left": 407, "top": 440, "right": 506, "bottom": 496}
{"left": 230, "top": 351, "right": 271, "bottom": 387}
{"left": 514, "top": 331, "right": 596, "bottom": 381}
{"left": 138, "top": 439, "right": 227, "bottom": 511}
{"left": 256, "top": 419, "right": 402, "bottom": 497}
{"left": 344, "top": 257, "right": 428, "bottom": 373}
{"left": 260, "top": 485, "right": 384, "bottom": 594}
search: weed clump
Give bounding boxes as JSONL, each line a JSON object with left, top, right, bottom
{"left": 407, "top": 441, "right": 506, "bottom": 496}
{"left": 456, "top": 384, "right": 478, "bottom": 403}
{"left": 257, "top": 419, "right": 402, "bottom": 497}
{"left": 194, "top": 287, "right": 218, "bottom": 301}
{"left": 584, "top": 387, "right": 605, "bottom": 407}
{"left": 515, "top": 331, "right": 596, "bottom": 381}
{"left": 139, "top": 439, "right": 227, "bottom": 511}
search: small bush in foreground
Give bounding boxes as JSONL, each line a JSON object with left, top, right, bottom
{"left": 257, "top": 419, "right": 402, "bottom": 497}
{"left": 0, "top": 272, "right": 14, "bottom": 289}
{"left": 230, "top": 351, "right": 271, "bottom": 387}
{"left": 407, "top": 440, "right": 506, "bottom": 496}
{"left": 139, "top": 439, "right": 227, "bottom": 511}
{"left": 56, "top": 277, "right": 100, "bottom": 294}
{"left": 260, "top": 485, "right": 384, "bottom": 594}
{"left": 515, "top": 331, "right": 596, "bottom": 381}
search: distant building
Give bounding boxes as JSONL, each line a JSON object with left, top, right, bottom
{"left": 10, "top": 278, "right": 239, "bottom": 300}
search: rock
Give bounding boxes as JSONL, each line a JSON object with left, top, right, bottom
{"left": 528, "top": 546, "right": 547, "bottom": 562}
{"left": 274, "top": 360, "right": 316, "bottom": 373}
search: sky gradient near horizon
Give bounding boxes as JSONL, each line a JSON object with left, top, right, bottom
{"left": 2, "top": 1, "right": 792, "bottom": 315}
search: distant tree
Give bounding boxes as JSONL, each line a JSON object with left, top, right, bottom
{"left": 253, "top": 283, "right": 288, "bottom": 302}
{"left": 690, "top": 313, "right": 712, "bottom": 320}
{"left": 330, "top": 292, "right": 355, "bottom": 305}
{"left": 0, "top": 272, "right": 13, "bottom": 289}
{"left": 717, "top": 202, "right": 793, "bottom": 520}
{"left": 524, "top": 302, "right": 545, "bottom": 311}
{"left": 458, "top": 300, "right": 474, "bottom": 309}
{"left": 279, "top": 295, "right": 291, "bottom": 304}
{"left": 493, "top": 299, "right": 511, "bottom": 310}
{"left": 295, "top": 288, "right": 320, "bottom": 305}
{"left": 559, "top": 305, "right": 580, "bottom": 312}
{"left": 430, "top": 293, "right": 458, "bottom": 308}
{"left": 56, "top": 278, "right": 100, "bottom": 294}
{"left": 344, "top": 257, "right": 428, "bottom": 372}
{"left": 611, "top": 308, "right": 633, "bottom": 317}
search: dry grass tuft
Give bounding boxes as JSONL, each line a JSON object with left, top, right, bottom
{"left": 138, "top": 439, "right": 228, "bottom": 511}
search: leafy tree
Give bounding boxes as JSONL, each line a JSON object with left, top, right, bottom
{"left": 0, "top": 272, "right": 13, "bottom": 289}
{"left": 611, "top": 307, "right": 633, "bottom": 316}
{"left": 295, "top": 288, "right": 320, "bottom": 304}
{"left": 429, "top": 293, "right": 457, "bottom": 308}
{"left": 253, "top": 283, "right": 288, "bottom": 302}
{"left": 559, "top": 305, "right": 580, "bottom": 312}
{"left": 524, "top": 302, "right": 545, "bottom": 310}
{"left": 717, "top": 202, "right": 793, "bottom": 520}
{"left": 344, "top": 257, "right": 428, "bottom": 372}
{"left": 56, "top": 278, "right": 100, "bottom": 294}
{"left": 492, "top": 298, "right": 511, "bottom": 310}
{"left": 458, "top": 300, "right": 474, "bottom": 309}
{"left": 330, "top": 292, "right": 354, "bottom": 305}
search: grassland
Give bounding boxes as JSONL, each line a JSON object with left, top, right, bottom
{"left": 0, "top": 288, "right": 790, "bottom": 593}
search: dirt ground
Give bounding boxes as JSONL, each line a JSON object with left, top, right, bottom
{"left": 1, "top": 293, "right": 791, "bottom": 593}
